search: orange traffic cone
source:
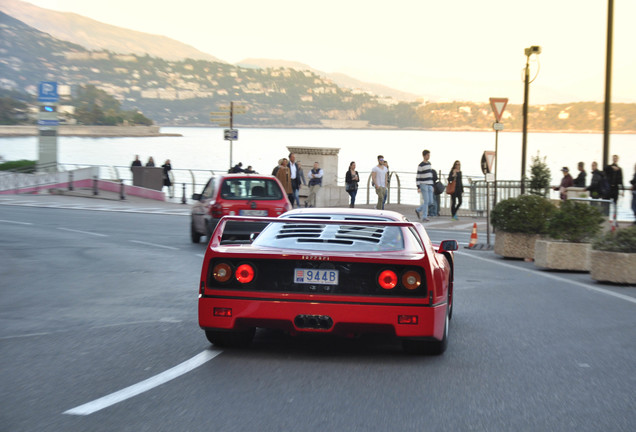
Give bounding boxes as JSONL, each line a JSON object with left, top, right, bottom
{"left": 468, "top": 223, "right": 478, "bottom": 248}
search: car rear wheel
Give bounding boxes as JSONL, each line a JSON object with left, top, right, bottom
{"left": 191, "top": 221, "right": 201, "bottom": 243}
{"left": 205, "top": 328, "right": 255, "bottom": 348}
{"left": 402, "top": 295, "right": 449, "bottom": 355}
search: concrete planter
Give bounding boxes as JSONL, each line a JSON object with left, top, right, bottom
{"left": 589, "top": 250, "right": 636, "bottom": 284}
{"left": 494, "top": 232, "right": 540, "bottom": 260}
{"left": 534, "top": 240, "right": 590, "bottom": 271}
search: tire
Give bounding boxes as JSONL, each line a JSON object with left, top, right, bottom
{"left": 191, "top": 221, "right": 201, "bottom": 243}
{"left": 205, "top": 328, "right": 255, "bottom": 348}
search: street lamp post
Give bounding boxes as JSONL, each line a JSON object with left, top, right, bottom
{"left": 520, "top": 45, "right": 541, "bottom": 194}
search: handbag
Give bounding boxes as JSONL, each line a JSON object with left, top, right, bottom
{"left": 434, "top": 181, "right": 445, "bottom": 195}
{"left": 446, "top": 181, "right": 456, "bottom": 195}
{"left": 345, "top": 182, "right": 352, "bottom": 192}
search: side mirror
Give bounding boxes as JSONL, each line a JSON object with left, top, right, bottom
{"left": 192, "top": 193, "right": 202, "bottom": 201}
{"left": 249, "top": 232, "right": 261, "bottom": 243}
{"left": 438, "top": 239, "right": 458, "bottom": 252}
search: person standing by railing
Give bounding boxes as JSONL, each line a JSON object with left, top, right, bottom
{"left": 307, "top": 161, "right": 323, "bottom": 207}
{"left": 162, "top": 159, "right": 173, "bottom": 198}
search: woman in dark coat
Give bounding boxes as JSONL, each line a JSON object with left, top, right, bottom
{"left": 345, "top": 161, "right": 359, "bottom": 208}
{"left": 448, "top": 160, "right": 464, "bottom": 220}
{"left": 162, "top": 159, "right": 173, "bottom": 197}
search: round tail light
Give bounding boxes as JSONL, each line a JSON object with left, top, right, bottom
{"left": 236, "top": 264, "right": 255, "bottom": 284}
{"left": 212, "top": 262, "right": 232, "bottom": 283}
{"left": 378, "top": 270, "right": 398, "bottom": 290}
{"left": 402, "top": 270, "right": 421, "bottom": 290}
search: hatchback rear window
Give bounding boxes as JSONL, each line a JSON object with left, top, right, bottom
{"left": 220, "top": 178, "right": 284, "bottom": 200}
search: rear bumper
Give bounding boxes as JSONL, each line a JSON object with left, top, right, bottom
{"left": 199, "top": 296, "right": 447, "bottom": 340}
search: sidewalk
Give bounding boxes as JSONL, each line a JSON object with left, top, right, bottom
{"left": 1, "top": 187, "right": 490, "bottom": 231}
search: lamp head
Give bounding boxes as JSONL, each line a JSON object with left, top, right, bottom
{"left": 525, "top": 45, "right": 542, "bottom": 56}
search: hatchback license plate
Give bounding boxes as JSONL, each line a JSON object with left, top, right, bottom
{"left": 240, "top": 210, "right": 268, "bottom": 216}
{"left": 294, "top": 268, "right": 338, "bottom": 285}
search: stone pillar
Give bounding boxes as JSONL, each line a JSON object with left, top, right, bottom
{"left": 287, "top": 146, "right": 349, "bottom": 208}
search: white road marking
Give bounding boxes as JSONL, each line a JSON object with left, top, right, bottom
{"left": 63, "top": 349, "right": 222, "bottom": 415}
{"left": 57, "top": 227, "right": 108, "bottom": 237}
{"left": 457, "top": 251, "right": 636, "bottom": 305}
{"left": 129, "top": 240, "right": 179, "bottom": 250}
{"left": 0, "top": 219, "right": 33, "bottom": 225}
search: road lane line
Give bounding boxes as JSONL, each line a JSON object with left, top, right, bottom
{"left": 129, "top": 240, "right": 180, "bottom": 250}
{"left": 0, "top": 219, "right": 33, "bottom": 225}
{"left": 63, "top": 349, "right": 221, "bottom": 415}
{"left": 57, "top": 227, "right": 108, "bottom": 237}
{"left": 457, "top": 251, "right": 636, "bottom": 305}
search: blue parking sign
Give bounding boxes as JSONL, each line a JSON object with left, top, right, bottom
{"left": 38, "top": 81, "right": 58, "bottom": 103}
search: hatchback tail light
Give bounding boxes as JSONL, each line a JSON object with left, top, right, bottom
{"left": 210, "top": 203, "right": 224, "bottom": 218}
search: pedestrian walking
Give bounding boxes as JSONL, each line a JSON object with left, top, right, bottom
{"left": 371, "top": 155, "right": 388, "bottom": 210}
{"left": 573, "top": 161, "right": 586, "bottom": 187}
{"left": 415, "top": 150, "right": 434, "bottom": 221}
{"left": 447, "top": 160, "right": 464, "bottom": 220}
{"left": 288, "top": 153, "right": 305, "bottom": 208}
{"left": 275, "top": 158, "right": 292, "bottom": 200}
{"left": 604, "top": 154, "right": 624, "bottom": 205}
{"left": 553, "top": 166, "right": 574, "bottom": 200}
{"left": 382, "top": 159, "right": 390, "bottom": 208}
{"left": 631, "top": 163, "right": 636, "bottom": 224}
{"left": 345, "top": 161, "right": 359, "bottom": 208}
{"left": 145, "top": 156, "right": 155, "bottom": 167}
{"left": 161, "top": 159, "right": 173, "bottom": 198}
{"left": 307, "top": 161, "right": 323, "bottom": 207}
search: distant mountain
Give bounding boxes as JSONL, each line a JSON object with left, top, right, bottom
{"left": 238, "top": 58, "right": 425, "bottom": 102}
{"left": 0, "top": 0, "right": 224, "bottom": 63}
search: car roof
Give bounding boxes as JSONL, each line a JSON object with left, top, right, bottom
{"left": 217, "top": 173, "right": 277, "bottom": 181}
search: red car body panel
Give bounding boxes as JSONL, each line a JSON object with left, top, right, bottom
{"left": 198, "top": 209, "right": 456, "bottom": 347}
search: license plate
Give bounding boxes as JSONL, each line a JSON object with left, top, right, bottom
{"left": 240, "top": 209, "right": 268, "bottom": 216}
{"left": 294, "top": 268, "right": 339, "bottom": 285}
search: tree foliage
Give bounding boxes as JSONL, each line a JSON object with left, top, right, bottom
{"left": 72, "top": 85, "right": 153, "bottom": 126}
{"left": 528, "top": 152, "right": 551, "bottom": 197}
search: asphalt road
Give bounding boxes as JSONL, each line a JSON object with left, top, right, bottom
{"left": 1, "top": 203, "right": 635, "bottom": 432}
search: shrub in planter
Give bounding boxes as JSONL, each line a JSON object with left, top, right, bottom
{"left": 590, "top": 226, "right": 636, "bottom": 284}
{"left": 547, "top": 200, "right": 605, "bottom": 243}
{"left": 491, "top": 194, "right": 556, "bottom": 234}
{"left": 491, "top": 194, "right": 556, "bottom": 259}
{"left": 535, "top": 201, "right": 605, "bottom": 271}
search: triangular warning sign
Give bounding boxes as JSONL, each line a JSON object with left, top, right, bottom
{"left": 489, "top": 98, "right": 508, "bottom": 122}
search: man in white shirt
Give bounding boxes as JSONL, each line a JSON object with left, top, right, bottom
{"left": 371, "top": 155, "right": 388, "bottom": 210}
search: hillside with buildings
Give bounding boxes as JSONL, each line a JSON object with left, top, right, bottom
{"left": 1, "top": 10, "right": 635, "bottom": 132}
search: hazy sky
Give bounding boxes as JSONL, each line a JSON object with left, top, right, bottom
{"left": 22, "top": 0, "right": 636, "bottom": 104}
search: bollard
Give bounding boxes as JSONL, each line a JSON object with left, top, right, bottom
{"left": 68, "top": 171, "right": 74, "bottom": 191}
{"left": 181, "top": 183, "right": 187, "bottom": 204}
{"left": 93, "top": 176, "right": 99, "bottom": 195}
{"left": 119, "top": 180, "right": 126, "bottom": 200}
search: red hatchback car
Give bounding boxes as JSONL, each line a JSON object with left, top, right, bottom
{"left": 190, "top": 174, "right": 291, "bottom": 243}
{"left": 198, "top": 208, "right": 458, "bottom": 354}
